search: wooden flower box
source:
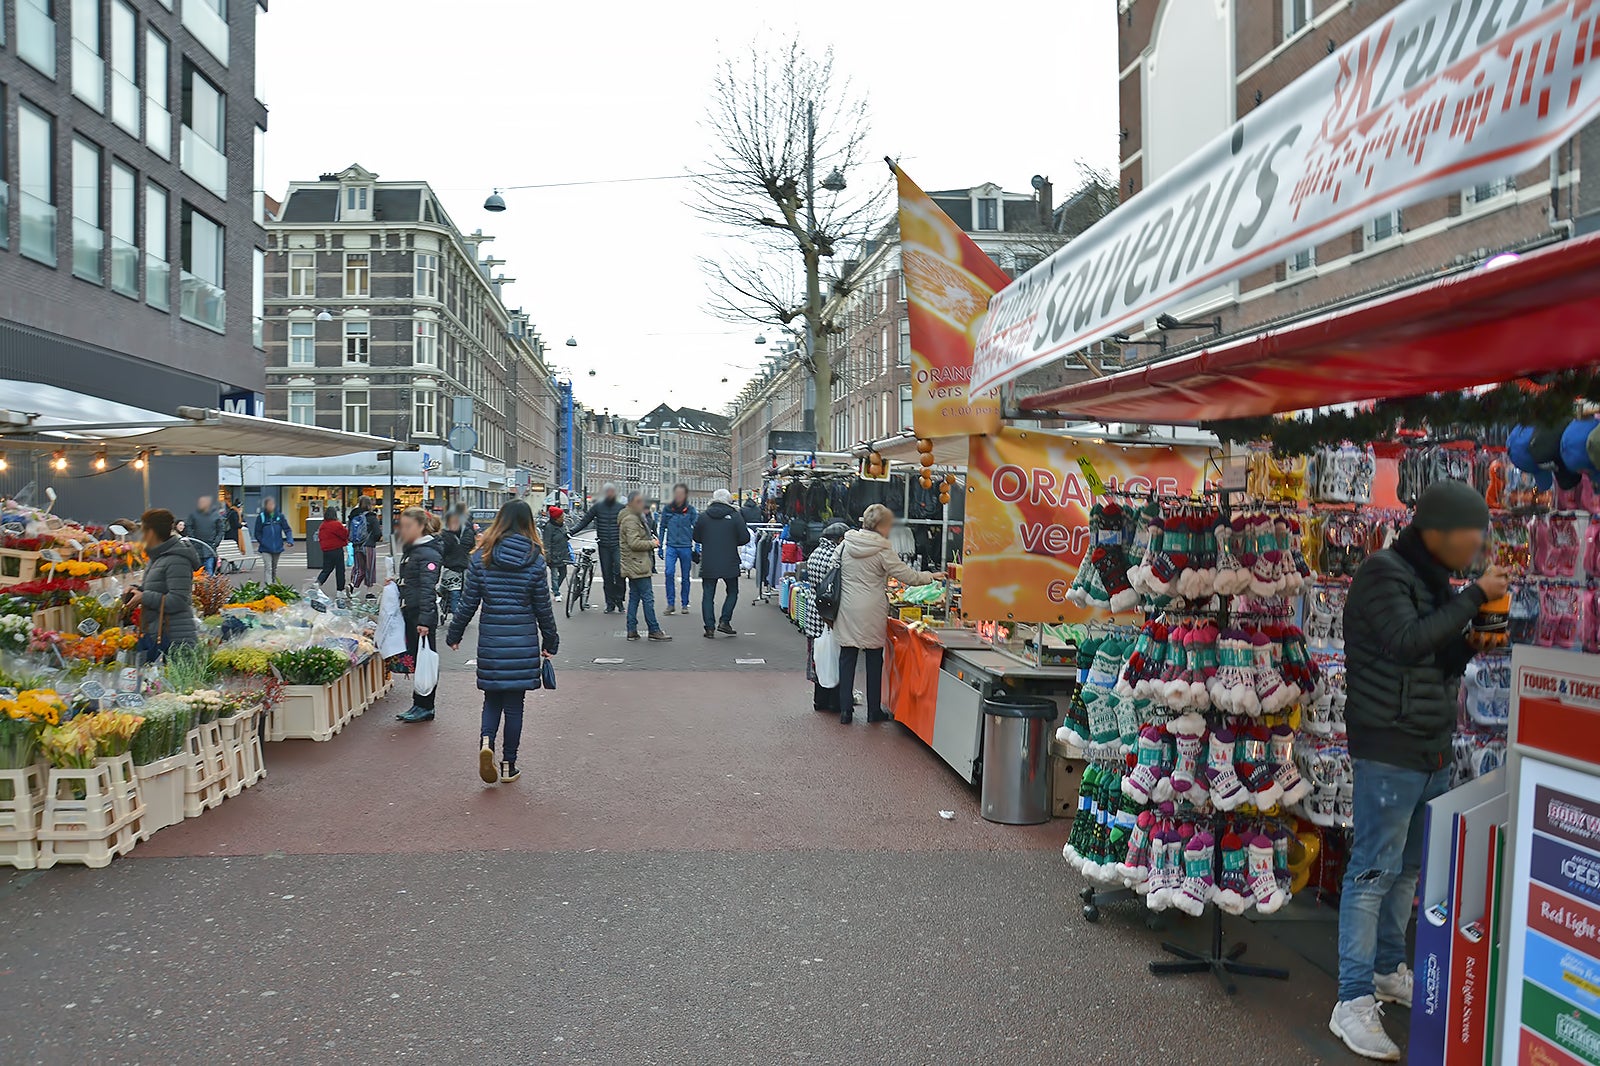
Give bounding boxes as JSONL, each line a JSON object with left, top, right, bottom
{"left": 30, "top": 605, "right": 72, "bottom": 633}
{"left": 0, "top": 548, "right": 45, "bottom": 587}
{"left": 134, "top": 752, "right": 190, "bottom": 834}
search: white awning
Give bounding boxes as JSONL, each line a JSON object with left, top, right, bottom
{"left": 0, "top": 385, "right": 410, "bottom": 459}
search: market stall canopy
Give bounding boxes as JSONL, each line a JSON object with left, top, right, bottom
{"left": 0, "top": 385, "right": 411, "bottom": 458}
{"left": 1018, "top": 235, "right": 1600, "bottom": 424}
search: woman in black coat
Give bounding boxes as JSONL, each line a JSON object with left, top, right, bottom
{"left": 445, "top": 500, "right": 559, "bottom": 784}
{"left": 395, "top": 507, "right": 443, "bottom": 723}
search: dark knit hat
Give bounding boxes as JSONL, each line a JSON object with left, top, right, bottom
{"left": 1413, "top": 479, "right": 1490, "bottom": 532}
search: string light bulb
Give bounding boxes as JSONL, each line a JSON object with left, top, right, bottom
{"left": 94, "top": 450, "right": 108, "bottom": 471}
{"left": 0, "top": 456, "right": 8, "bottom": 472}
{"left": 52, "top": 451, "right": 67, "bottom": 471}
{"left": 133, "top": 452, "right": 147, "bottom": 470}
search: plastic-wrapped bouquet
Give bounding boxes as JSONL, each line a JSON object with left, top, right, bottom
{"left": 0, "top": 613, "right": 30, "bottom": 652}
{"left": 0, "top": 689, "right": 65, "bottom": 769}
{"left": 179, "top": 689, "right": 227, "bottom": 723}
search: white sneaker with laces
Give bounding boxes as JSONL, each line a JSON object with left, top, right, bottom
{"left": 1374, "top": 964, "right": 1413, "bottom": 1008}
{"left": 1329, "top": 996, "right": 1401, "bottom": 1061}
{"left": 553, "top": 592, "right": 562, "bottom": 602}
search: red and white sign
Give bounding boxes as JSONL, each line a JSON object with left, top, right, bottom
{"left": 972, "top": 0, "right": 1600, "bottom": 395}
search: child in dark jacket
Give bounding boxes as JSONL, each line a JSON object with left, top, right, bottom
{"left": 445, "top": 500, "right": 559, "bottom": 784}
{"left": 438, "top": 509, "right": 476, "bottom": 620}
{"left": 395, "top": 507, "right": 443, "bottom": 723}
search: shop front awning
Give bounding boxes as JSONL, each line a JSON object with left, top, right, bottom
{"left": 0, "top": 392, "right": 412, "bottom": 458}
{"left": 1019, "top": 235, "right": 1600, "bottom": 423}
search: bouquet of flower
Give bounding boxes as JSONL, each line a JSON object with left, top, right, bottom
{"left": 211, "top": 646, "right": 273, "bottom": 676}
{"left": 129, "top": 697, "right": 193, "bottom": 764}
{"left": 230, "top": 581, "right": 301, "bottom": 606}
{"left": 0, "top": 689, "right": 65, "bottom": 769}
{"left": 5, "top": 578, "right": 90, "bottom": 606}
{"left": 72, "top": 594, "right": 120, "bottom": 630}
{"left": 179, "top": 689, "right": 226, "bottom": 724}
{"left": 162, "top": 642, "right": 217, "bottom": 694}
{"left": 0, "top": 614, "right": 30, "bottom": 652}
{"left": 193, "top": 574, "right": 235, "bottom": 617}
{"left": 40, "top": 560, "right": 108, "bottom": 578}
{"left": 54, "top": 627, "right": 139, "bottom": 663}
{"left": 270, "top": 646, "right": 348, "bottom": 686}
{"left": 224, "top": 594, "right": 287, "bottom": 613}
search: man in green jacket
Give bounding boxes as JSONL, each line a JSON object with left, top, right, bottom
{"left": 1329, "top": 480, "right": 1509, "bottom": 1061}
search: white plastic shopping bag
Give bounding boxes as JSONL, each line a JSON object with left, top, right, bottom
{"left": 375, "top": 583, "right": 407, "bottom": 659}
{"left": 813, "top": 626, "right": 840, "bottom": 689}
{"left": 413, "top": 638, "right": 440, "bottom": 698}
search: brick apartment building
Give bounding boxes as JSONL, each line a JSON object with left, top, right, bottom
{"left": 577, "top": 408, "right": 641, "bottom": 505}
{"left": 727, "top": 178, "right": 1111, "bottom": 494}
{"left": 0, "top": 0, "right": 268, "bottom": 519}
{"left": 1112, "top": 0, "right": 1596, "bottom": 357}
{"left": 256, "top": 164, "right": 558, "bottom": 521}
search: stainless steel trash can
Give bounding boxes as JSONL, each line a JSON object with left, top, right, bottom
{"left": 980, "top": 694, "right": 1057, "bottom": 825}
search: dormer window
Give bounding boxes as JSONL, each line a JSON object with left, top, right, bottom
{"left": 346, "top": 186, "right": 368, "bottom": 212}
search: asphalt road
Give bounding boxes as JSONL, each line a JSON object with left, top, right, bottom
{"left": 0, "top": 559, "right": 1372, "bottom": 1065}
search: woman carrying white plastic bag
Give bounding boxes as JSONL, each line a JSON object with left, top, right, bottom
{"left": 393, "top": 507, "right": 444, "bottom": 722}
{"left": 803, "top": 523, "right": 848, "bottom": 712}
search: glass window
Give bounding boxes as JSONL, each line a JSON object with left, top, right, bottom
{"left": 110, "top": 161, "right": 138, "bottom": 296}
{"left": 71, "top": 0, "right": 104, "bottom": 111}
{"left": 345, "top": 186, "right": 367, "bottom": 211}
{"left": 343, "top": 321, "right": 369, "bottom": 363}
{"left": 19, "top": 101, "right": 56, "bottom": 266}
{"left": 252, "top": 247, "right": 264, "bottom": 349}
{"left": 181, "top": 0, "right": 228, "bottom": 66}
{"left": 288, "top": 251, "right": 315, "bottom": 297}
{"left": 145, "top": 28, "right": 170, "bottom": 158}
{"left": 1286, "top": 247, "right": 1315, "bottom": 276}
{"left": 899, "top": 271, "right": 907, "bottom": 302}
{"left": 414, "top": 252, "right": 438, "bottom": 298}
{"left": 899, "top": 384, "right": 912, "bottom": 430}
{"left": 0, "top": 86, "right": 7, "bottom": 253}
{"left": 180, "top": 202, "right": 225, "bottom": 330}
{"left": 412, "top": 390, "right": 437, "bottom": 437}
{"left": 1283, "top": 0, "right": 1312, "bottom": 38}
{"left": 344, "top": 252, "right": 369, "bottom": 297}
{"left": 881, "top": 326, "right": 890, "bottom": 375}
{"left": 343, "top": 390, "right": 369, "bottom": 434}
{"left": 1465, "top": 177, "right": 1513, "bottom": 207}
{"left": 977, "top": 197, "right": 998, "bottom": 230}
{"left": 898, "top": 317, "right": 911, "bottom": 365}
{"left": 110, "top": 1, "right": 138, "bottom": 134}
{"left": 180, "top": 61, "right": 226, "bottom": 197}
{"left": 145, "top": 181, "right": 169, "bottom": 310}
{"left": 72, "top": 137, "right": 103, "bottom": 283}
{"left": 1365, "top": 210, "right": 1401, "bottom": 247}
{"left": 288, "top": 320, "right": 315, "bottom": 365}
{"left": 288, "top": 389, "right": 314, "bottom": 426}
{"left": 19, "top": 0, "right": 57, "bottom": 78}
{"left": 414, "top": 320, "right": 438, "bottom": 366}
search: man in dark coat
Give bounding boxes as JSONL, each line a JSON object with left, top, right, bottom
{"left": 543, "top": 506, "right": 572, "bottom": 601}
{"left": 182, "top": 495, "right": 224, "bottom": 574}
{"left": 693, "top": 488, "right": 750, "bottom": 639}
{"left": 572, "top": 484, "right": 626, "bottom": 613}
{"left": 739, "top": 495, "right": 764, "bottom": 525}
{"left": 1329, "top": 480, "right": 1509, "bottom": 1061}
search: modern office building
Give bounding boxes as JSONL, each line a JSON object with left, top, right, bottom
{"left": 0, "top": 0, "right": 268, "bottom": 518}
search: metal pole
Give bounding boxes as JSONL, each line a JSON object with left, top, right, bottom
{"left": 387, "top": 451, "right": 396, "bottom": 567}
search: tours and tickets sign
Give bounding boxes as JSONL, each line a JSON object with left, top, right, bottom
{"left": 962, "top": 427, "right": 1210, "bottom": 623}
{"left": 971, "top": 0, "right": 1600, "bottom": 396}
{"left": 894, "top": 163, "right": 1006, "bottom": 438}
{"left": 1500, "top": 646, "right": 1600, "bottom": 1066}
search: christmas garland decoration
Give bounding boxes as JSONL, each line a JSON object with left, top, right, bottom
{"left": 1202, "top": 369, "right": 1600, "bottom": 455}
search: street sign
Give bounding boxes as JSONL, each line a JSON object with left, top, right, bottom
{"left": 447, "top": 424, "right": 478, "bottom": 453}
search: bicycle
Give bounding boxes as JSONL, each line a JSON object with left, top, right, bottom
{"left": 566, "top": 547, "right": 597, "bottom": 618}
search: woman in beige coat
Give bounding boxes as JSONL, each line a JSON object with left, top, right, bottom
{"left": 833, "top": 503, "right": 942, "bottom": 724}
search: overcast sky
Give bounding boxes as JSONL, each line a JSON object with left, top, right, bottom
{"left": 258, "top": 1, "right": 1118, "bottom": 419}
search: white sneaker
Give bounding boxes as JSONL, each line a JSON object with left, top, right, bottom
{"left": 1374, "top": 964, "right": 1413, "bottom": 1008}
{"left": 552, "top": 592, "right": 562, "bottom": 602}
{"left": 1329, "top": 996, "right": 1401, "bottom": 1061}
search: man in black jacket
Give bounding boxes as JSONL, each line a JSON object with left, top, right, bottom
{"left": 694, "top": 489, "right": 751, "bottom": 638}
{"left": 1329, "top": 480, "right": 1509, "bottom": 1062}
{"left": 182, "top": 496, "right": 224, "bottom": 574}
{"left": 572, "top": 484, "right": 626, "bottom": 613}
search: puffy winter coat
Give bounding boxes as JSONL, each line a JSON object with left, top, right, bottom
{"left": 440, "top": 526, "right": 476, "bottom": 571}
{"left": 832, "top": 528, "right": 934, "bottom": 649}
{"left": 318, "top": 519, "right": 349, "bottom": 552}
{"left": 138, "top": 535, "right": 200, "bottom": 648}
{"left": 1344, "top": 526, "right": 1486, "bottom": 772}
{"left": 618, "top": 510, "right": 656, "bottom": 580}
{"left": 446, "top": 533, "right": 560, "bottom": 691}
{"left": 572, "top": 497, "right": 625, "bottom": 548}
{"left": 657, "top": 502, "right": 698, "bottom": 549}
{"left": 398, "top": 535, "right": 443, "bottom": 629}
{"left": 693, "top": 501, "right": 750, "bottom": 581}
{"left": 253, "top": 510, "right": 293, "bottom": 554}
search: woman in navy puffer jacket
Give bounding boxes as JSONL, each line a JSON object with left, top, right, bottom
{"left": 445, "top": 499, "right": 559, "bottom": 785}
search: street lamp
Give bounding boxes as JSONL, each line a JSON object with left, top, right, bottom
{"left": 566, "top": 336, "right": 578, "bottom": 347}
{"left": 484, "top": 189, "right": 507, "bottom": 212}
{"left": 820, "top": 167, "right": 847, "bottom": 192}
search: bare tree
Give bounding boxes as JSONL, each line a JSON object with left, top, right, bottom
{"left": 694, "top": 35, "right": 887, "bottom": 450}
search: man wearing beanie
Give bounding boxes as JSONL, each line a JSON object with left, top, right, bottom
{"left": 1330, "top": 479, "right": 1509, "bottom": 1060}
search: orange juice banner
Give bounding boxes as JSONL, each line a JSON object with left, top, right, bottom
{"left": 963, "top": 428, "right": 1212, "bottom": 623}
{"left": 894, "top": 164, "right": 1005, "bottom": 438}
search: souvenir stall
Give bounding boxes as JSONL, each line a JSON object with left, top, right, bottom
{"left": 1007, "top": 235, "right": 1600, "bottom": 1033}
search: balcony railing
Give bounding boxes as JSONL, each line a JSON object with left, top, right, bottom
{"left": 111, "top": 73, "right": 141, "bottom": 136}
{"left": 180, "top": 0, "right": 229, "bottom": 66}
{"left": 17, "top": 0, "right": 57, "bottom": 77}
{"left": 180, "top": 271, "right": 226, "bottom": 333}
{"left": 181, "top": 126, "right": 228, "bottom": 199}
{"left": 73, "top": 220, "right": 104, "bottom": 283}
{"left": 146, "top": 255, "right": 171, "bottom": 311}
{"left": 111, "top": 238, "right": 140, "bottom": 297}
{"left": 72, "top": 42, "right": 106, "bottom": 111}
{"left": 20, "top": 193, "right": 57, "bottom": 266}
{"left": 146, "top": 101, "right": 171, "bottom": 159}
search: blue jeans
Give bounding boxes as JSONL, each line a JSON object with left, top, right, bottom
{"left": 1336, "top": 758, "right": 1452, "bottom": 1001}
{"left": 663, "top": 545, "right": 694, "bottom": 607}
{"left": 701, "top": 575, "right": 738, "bottom": 630}
{"left": 481, "top": 690, "right": 526, "bottom": 763}
{"left": 627, "top": 576, "right": 660, "bottom": 634}
{"left": 550, "top": 563, "right": 567, "bottom": 597}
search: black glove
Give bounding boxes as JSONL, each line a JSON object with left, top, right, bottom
{"left": 691, "top": 551, "right": 701, "bottom": 564}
